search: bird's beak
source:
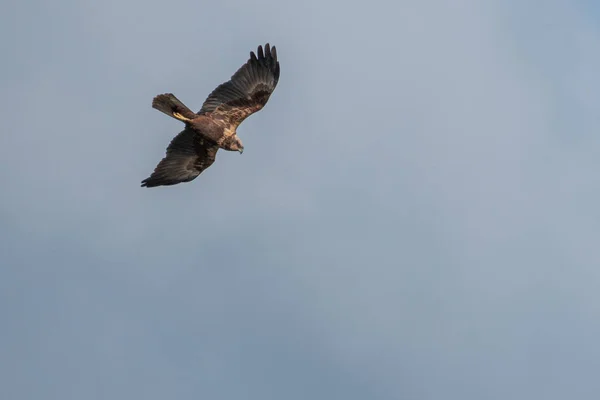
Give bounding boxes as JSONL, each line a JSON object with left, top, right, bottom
{"left": 239, "top": 148, "right": 244, "bottom": 154}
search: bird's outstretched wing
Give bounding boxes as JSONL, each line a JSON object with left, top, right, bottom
{"left": 198, "top": 43, "right": 280, "bottom": 128}
{"left": 141, "top": 129, "right": 219, "bottom": 187}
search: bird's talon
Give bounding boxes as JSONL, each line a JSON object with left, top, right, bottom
{"left": 173, "top": 112, "right": 191, "bottom": 122}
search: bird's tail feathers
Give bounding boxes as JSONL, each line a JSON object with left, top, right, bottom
{"left": 152, "top": 93, "right": 197, "bottom": 121}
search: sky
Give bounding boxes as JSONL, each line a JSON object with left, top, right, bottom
{"left": 2, "top": 0, "right": 600, "bottom": 399}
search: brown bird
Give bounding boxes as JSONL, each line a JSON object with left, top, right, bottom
{"left": 141, "top": 43, "right": 280, "bottom": 188}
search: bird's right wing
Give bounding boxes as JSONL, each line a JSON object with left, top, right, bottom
{"left": 197, "top": 43, "right": 280, "bottom": 129}
{"left": 141, "top": 128, "right": 219, "bottom": 187}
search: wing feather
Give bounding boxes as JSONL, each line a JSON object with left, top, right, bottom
{"left": 198, "top": 43, "right": 280, "bottom": 128}
{"left": 141, "top": 129, "right": 219, "bottom": 188}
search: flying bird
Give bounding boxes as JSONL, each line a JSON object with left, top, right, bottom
{"left": 141, "top": 43, "right": 280, "bottom": 188}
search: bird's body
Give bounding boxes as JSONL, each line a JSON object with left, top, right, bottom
{"left": 141, "top": 43, "right": 280, "bottom": 188}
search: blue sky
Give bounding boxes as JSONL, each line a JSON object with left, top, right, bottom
{"left": 2, "top": 0, "right": 600, "bottom": 399}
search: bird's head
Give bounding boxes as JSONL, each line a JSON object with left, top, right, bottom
{"left": 232, "top": 137, "right": 244, "bottom": 154}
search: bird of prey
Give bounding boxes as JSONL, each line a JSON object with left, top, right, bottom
{"left": 141, "top": 43, "right": 280, "bottom": 188}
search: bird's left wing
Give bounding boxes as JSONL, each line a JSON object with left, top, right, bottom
{"left": 198, "top": 43, "right": 280, "bottom": 129}
{"left": 141, "top": 128, "right": 219, "bottom": 188}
